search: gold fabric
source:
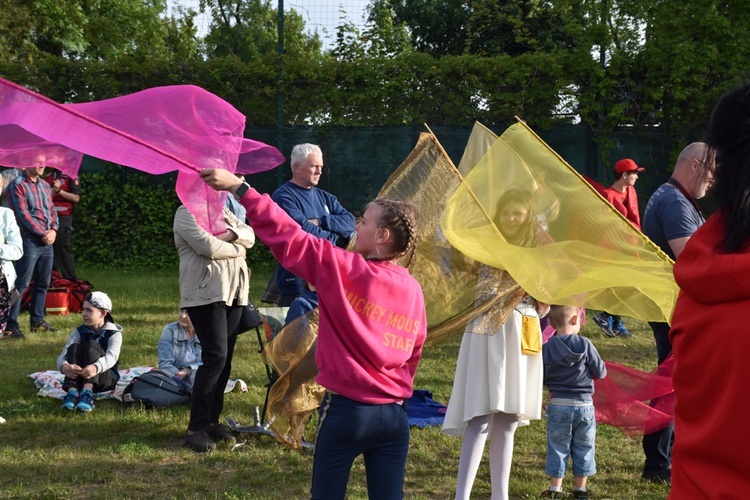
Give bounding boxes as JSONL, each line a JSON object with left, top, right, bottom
{"left": 441, "top": 121, "right": 677, "bottom": 322}
{"left": 377, "top": 131, "right": 525, "bottom": 344}
{"left": 263, "top": 309, "right": 324, "bottom": 451}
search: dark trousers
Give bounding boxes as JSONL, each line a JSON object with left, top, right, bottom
{"left": 186, "top": 301, "right": 242, "bottom": 432}
{"left": 311, "top": 392, "right": 409, "bottom": 500}
{"left": 54, "top": 214, "right": 76, "bottom": 279}
{"left": 642, "top": 321, "right": 673, "bottom": 475}
{"left": 63, "top": 341, "right": 117, "bottom": 393}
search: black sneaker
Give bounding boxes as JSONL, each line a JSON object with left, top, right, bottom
{"left": 3, "top": 324, "right": 26, "bottom": 340}
{"left": 184, "top": 430, "right": 216, "bottom": 452}
{"left": 30, "top": 321, "right": 58, "bottom": 333}
{"left": 573, "top": 490, "right": 592, "bottom": 500}
{"left": 206, "top": 423, "right": 237, "bottom": 445}
{"left": 642, "top": 468, "right": 671, "bottom": 485}
{"left": 540, "top": 490, "right": 567, "bottom": 498}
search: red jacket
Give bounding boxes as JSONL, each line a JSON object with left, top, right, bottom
{"left": 670, "top": 213, "right": 750, "bottom": 498}
{"left": 584, "top": 176, "right": 641, "bottom": 229}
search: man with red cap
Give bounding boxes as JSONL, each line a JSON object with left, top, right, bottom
{"left": 593, "top": 158, "right": 645, "bottom": 337}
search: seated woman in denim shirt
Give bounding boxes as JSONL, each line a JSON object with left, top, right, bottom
{"left": 157, "top": 309, "right": 201, "bottom": 391}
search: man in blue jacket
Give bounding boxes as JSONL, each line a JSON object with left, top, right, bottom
{"left": 264, "top": 144, "right": 355, "bottom": 306}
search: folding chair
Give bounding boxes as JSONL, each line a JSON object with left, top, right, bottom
{"left": 225, "top": 306, "right": 288, "bottom": 440}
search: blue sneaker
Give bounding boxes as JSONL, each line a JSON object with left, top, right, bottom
{"left": 593, "top": 312, "right": 616, "bottom": 337}
{"left": 61, "top": 389, "right": 79, "bottom": 411}
{"left": 75, "top": 389, "right": 94, "bottom": 412}
{"left": 613, "top": 319, "right": 632, "bottom": 337}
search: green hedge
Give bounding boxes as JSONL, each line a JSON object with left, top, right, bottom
{"left": 73, "top": 164, "right": 274, "bottom": 270}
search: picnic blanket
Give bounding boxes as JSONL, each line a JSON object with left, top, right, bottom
{"left": 29, "top": 367, "right": 248, "bottom": 402}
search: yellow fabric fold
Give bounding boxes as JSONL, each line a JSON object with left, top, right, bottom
{"left": 441, "top": 121, "right": 677, "bottom": 323}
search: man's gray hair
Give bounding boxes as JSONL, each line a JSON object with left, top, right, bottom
{"left": 290, "top": 143, "right": 322, "bottom": 170}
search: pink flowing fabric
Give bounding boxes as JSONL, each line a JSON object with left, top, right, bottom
{"left": 593, "top": 355, "right": 675, "bottom": 436}
{"left": 0, "top": 77, "right": 285, "bottom": 233}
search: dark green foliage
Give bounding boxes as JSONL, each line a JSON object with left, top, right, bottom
{"left": 73, "top": 164, "right": 275, "bottom": 270}
{"left": 0, "top": 51, "right": 569, "bottom": 129}
{"left": 74, "top": 165, "right": 181, "bottom": 269}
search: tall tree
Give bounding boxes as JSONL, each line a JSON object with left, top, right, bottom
{"left": 372, "top": 0, "right": 470, "bottom": 56}
{"left": 465, "top": 0, "right": 587, "bottom": 56}
{"left": 0, "top": 0, "right": 36, "bottom": 62}
{"left": 0, "top": 0, "right": 201, "bottom": 63}
{"left": 200, "top": 0, "right": 322, "bottom": 60}
{"left": 332, "top": 0, "right": 412, "bottom": 61}
{"left": 573, "top": 0, "right": 750, "bottom": 139}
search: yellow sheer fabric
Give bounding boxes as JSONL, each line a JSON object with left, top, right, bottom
{"left": 441, "top": 121, "right": 677, "bottom": 323}
{"left": 263, "top": 309, "right": 324, "bottom": 450}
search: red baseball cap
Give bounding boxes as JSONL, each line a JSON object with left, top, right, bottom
{"left": 614, "top": 158, "right": 645, "bottom": 173}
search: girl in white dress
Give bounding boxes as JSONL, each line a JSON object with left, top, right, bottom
{"left": 443, "top": 187, "right": 548, "bottom": 500}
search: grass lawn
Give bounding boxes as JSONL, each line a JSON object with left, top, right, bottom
{"left": 0, "top": 266, "right": 670, "bottom": 499}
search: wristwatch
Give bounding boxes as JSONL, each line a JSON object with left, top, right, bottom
{"left": 233, "top": 182, "right": 251, "bottom": 200}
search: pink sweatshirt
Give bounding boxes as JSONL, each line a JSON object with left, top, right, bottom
{"left": 240, "top": 189, "right": 427, "bottom": 404}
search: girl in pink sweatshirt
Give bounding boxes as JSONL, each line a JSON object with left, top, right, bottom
{"left": 200, "top": 168, "right": 427, "bottom": 500}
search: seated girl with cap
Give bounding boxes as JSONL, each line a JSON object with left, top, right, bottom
{"left": 57, "top": 291, "right": 122, "bottom": 412}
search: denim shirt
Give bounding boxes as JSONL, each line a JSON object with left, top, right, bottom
{"left": 157, "top": 321, "right": 202, "bottom": 376}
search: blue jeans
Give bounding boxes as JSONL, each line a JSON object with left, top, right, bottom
{"left": 311, "top": 392, "right": 410, "bottom": 500}
{"left": 9, "top": 237, "right": 54, "bottom": 327}
{"left": 545, "top": 403, "right": 597, "bottom": 478}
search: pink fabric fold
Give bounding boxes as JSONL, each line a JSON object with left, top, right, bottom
{"left": 0, "top": 77, "right": 285, "bottom": 233}
{"left": 593, "top": 355, "right": 675, "bottom": 436}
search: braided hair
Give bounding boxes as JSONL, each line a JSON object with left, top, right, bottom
{"left": 366, "top": 198, "right": 419, "bottom": 268}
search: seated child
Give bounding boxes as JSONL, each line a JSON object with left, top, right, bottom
{"left": 157, "top": 308, "right": 201, "bottom": 391}
{"left": 541, "top": 305, "right": 607, "bottom": 499}
{"left": 57, "top": 292, "right": 121, "bottom": 412}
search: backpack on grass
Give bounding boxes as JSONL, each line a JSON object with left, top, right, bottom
{"left": 122, "top": 369, "right": 190, "bottom": 409}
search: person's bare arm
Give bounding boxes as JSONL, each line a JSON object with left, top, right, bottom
{"left": 668, "top": 236, "right": 690, "bottom": 259}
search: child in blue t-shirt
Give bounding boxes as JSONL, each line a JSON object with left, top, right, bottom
{"left": 541, "top": 305, "right": 607, "bottom": 499}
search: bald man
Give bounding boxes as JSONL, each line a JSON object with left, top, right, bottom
{"left": 639, "top": 142, "right": 714, "bottom": 485}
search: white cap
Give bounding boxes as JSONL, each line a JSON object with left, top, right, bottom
{"left": 87, "top": 291, "right": 112, "bottom": 312}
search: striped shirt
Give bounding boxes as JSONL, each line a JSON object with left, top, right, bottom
{"left": 8, "top": 172, "right": 58, "bottom": 238}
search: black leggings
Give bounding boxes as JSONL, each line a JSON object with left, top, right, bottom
{"left": 186, "top": 301, "right": 242, "bottom": 432}
{"left": 63, "top": 341, "right": 117, "bottom": 393}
